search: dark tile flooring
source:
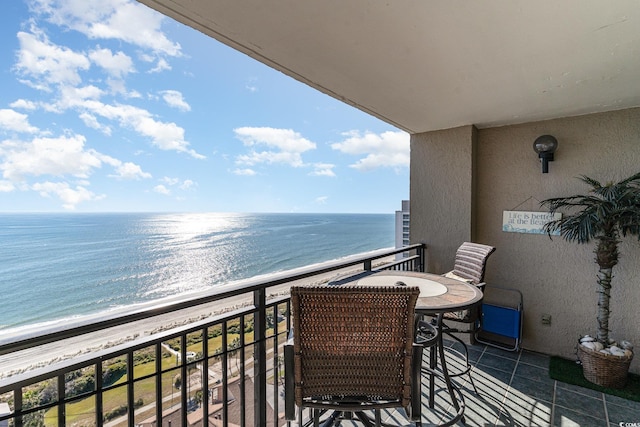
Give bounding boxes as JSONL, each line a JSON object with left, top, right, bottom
{"left": 306, "top": 340, "right": 640, "bottom": 426}
{"left": 416, "top": 340, "right": 640, "bottom": 426}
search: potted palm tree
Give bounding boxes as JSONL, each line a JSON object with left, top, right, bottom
{"left": 540, "top": 172, "right": 640, "bottom": 388}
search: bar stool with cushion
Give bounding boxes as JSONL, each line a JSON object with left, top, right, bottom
{"left": 437, "top": 242, "right": 496, "bottom": 389}
{"left": 284, "top": 285, "right": 426, "bottom": 426}
{"left": 441, "top": 242, "right": 496, "bottom": 334}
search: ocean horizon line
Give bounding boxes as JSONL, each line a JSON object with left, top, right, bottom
{"left": 0, "top": 211, "right": 394, "bottom": 215}
{"left": 0, "top": 212, "right": 396, "bottom": 331}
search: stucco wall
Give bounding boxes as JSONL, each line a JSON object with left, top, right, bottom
{"left": 410, "top": 125, "right": 477, "bottom": 273}
{"left": 411, "top": 108, "right": 640, "bottom": 374}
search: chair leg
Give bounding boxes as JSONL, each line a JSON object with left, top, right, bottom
{"left": 443, "top": 329, "right": 480, "bottom": 395}
{"left": 320, "top": 410, "right": 342, "bottom": 427}
{"left": 353, "top": 411, "right": 376, "bottom": 427}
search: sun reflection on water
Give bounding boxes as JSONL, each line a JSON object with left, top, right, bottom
{"left": 0, "top": 212, "right": 394, "bottom": 329}
{"left": 137, "top": 213, "right": 257, "bottom": 298}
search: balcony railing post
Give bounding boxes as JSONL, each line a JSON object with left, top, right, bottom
{"left": 57, "top": 372, "right": 65, "bottom": 427}
{"left": 15, "top": 388, "right": 23, "bottom": 427}
{"left": 418, "top": 244, "right": 426, "bottom": 272}
{"left": 180, "top": 338, "right": 188, "bottom": 427}
{"left": 253, "top": 288, "right": 267, "bottom": 427}
{"left": 201, "top": 327, "right": 209, "bottom": 427}
{"left": 96, "top": 360, "right": 104, "bottom": 426}
{"left": 154, "top": 344, "right": 163, "bottom": 427}
{"left": 221, "top": 323, "right": 229, "bottom": 424}
{"left": 128, "top": 351, "right": 136, "bottom": 427}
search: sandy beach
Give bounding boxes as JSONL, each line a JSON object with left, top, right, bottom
{"left": 0, "top": 262, "right": 377, "bottom": 378}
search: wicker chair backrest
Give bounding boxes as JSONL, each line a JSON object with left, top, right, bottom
{"left": 290, "top": 285, "right": 419, "bottom": 408}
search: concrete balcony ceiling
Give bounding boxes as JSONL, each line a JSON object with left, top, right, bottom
{"left": 137, "top": 0, "right": 640, "bottom": 133}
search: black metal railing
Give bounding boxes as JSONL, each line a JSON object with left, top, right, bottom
{"left": 0, "top": 244, "right": 425, "bottom": 427}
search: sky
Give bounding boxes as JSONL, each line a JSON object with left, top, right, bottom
{"left": 0, "top": 0, "right": 409, "bottom": 214}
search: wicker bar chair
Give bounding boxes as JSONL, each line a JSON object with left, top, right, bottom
{"left": 284, "top": 285, "right": 425, "bottom": 427}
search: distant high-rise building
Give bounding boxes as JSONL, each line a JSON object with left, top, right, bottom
{"left": 395, "top": 200, "right": 410, "bottom": 259}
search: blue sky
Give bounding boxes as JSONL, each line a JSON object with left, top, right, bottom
{"left": 0, "top": 0, "right": 409, "bottom": 213}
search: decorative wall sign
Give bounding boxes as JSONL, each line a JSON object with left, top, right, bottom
{"left": 502, "top": 211, "right": 561, "bottom": 235}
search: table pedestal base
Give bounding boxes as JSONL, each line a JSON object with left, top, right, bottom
{"left": 421, "top": 313, "right": 467, "bottom": 427}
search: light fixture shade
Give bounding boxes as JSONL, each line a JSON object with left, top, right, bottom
{"left": 533, "top": 135, "right": 558, "bottom": 154}
{"left": 533, "top": 135, "right": 558, "bottom": 173}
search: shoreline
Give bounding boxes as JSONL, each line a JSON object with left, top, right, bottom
{"left": 0, "top": 258, "right": 392, "bottom": 379}
{"left": 0, "top": 212, "right": 395, "bottom": 333}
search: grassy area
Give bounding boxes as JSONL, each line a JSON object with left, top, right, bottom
{"left": 58, "top": 348, "right": 180, "bottom": 426}
{"left": 549, "top": 356, "right": 640, "bottom": 402}
{"left": 47, "top": 318, "right": 288, "bottom": 426}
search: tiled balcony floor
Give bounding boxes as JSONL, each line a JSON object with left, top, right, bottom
{"left": 307, "top": 340, "right": 640, "bottom": 427}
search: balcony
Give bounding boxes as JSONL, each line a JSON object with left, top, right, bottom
{"left": 0, "top": 244, "right": 636, "bottom": 426}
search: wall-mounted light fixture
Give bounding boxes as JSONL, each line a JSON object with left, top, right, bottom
{"left": 533, "top": 135, "right": 558, "bottom": 173}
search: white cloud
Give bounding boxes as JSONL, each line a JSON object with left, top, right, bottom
{"left": 10, "top": 99, "right": 38, "bottom": 110}
{"left": 160, "top": 90, "right": 191, "bottom": 112}
{"left": 0, "top": 180, "right": 15, "bottom": 192}
{"left": 110, "top": 162, "right": 152, "bottom": 180}
{"left": 29, "top": 0, "right": 182, "bottom": 57}
{"left": 125, "top": 88, "right": 142, "bottom": 99}
{"left": 149, "top": 58, "right": 171, "bottom": 73}
{"left": 31, "top": 181, "right": 105, "bottom": 210}
{"left": 52, "top": 97, "right": 204, "bottom": 159}
{"left": 236, "top": 151, "right": 306, "bottom": 167}
{"left": 153, "top": 184, "right": 170, "bottom": 195}
{"left": 180, "top": 179, "right": 194, "bottom": 190}
{"left": 234, "top": 127, "right": 316, "bottom": 167}
{"left": 245, "top": 77, "right": 258, "bottom": 92}
{"left": 57, "top": 85, "right": 104, "bottom": 110}
{"left": 0, "top": 134, "right": 102, "bottom": 181}
{"left": 315, "top": 196, "right": 329, "bottom": 204}
{"left": 310, "top": 163, "right": 336, "bottom": 177}
{"left": 79, "top": 112, "right": 111, "bottom": 135}
{"left": 15, "top": 28, "right": 91, "bottom": 90}
{"left": 159, "top": 176, "right": 195, "bottom": 190}
{"left": 331, "top": 130, "right": 409, "bottom": 171}
{"left": 0, "top": 133, "right": 150, "bottom": 203}
{"left": 134, "top": 114, "right": 203, "bottom": 159}
{"left": 233, "top": 168, "right": 257, "bottom": 176}
{"left": 236, "top": 127, "right": 316, "bottom": 152}
{"left": 0, "top": 109, "right": 39, "bottom": 134}
{"left": 89, "top": 47, "right": 134, "bottom": 78}
{"left": 161, "top": 176, "right": 180, "bottom": 185}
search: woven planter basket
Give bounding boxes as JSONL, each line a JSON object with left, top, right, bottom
{"left": 577, "top": 343, "right": 633, "bottom": 389}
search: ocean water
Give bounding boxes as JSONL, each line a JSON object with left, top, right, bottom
{"left": 0, "top": 212, "right": 394, "bottom": 331}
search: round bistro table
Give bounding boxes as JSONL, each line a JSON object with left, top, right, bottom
{"left": 328, "top": 270, "right": 483, "bottom": 426}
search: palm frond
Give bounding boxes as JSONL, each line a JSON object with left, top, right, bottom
{"left": 540, "top": 172, "right": 640, "bottom": 242}
{"left": 578, "top": 174, "right": 603, "bottom": 189}
{"left": 617, "top": 171, "right": 640, "bottom": 186}
{"left": 616, "top": 201, "right": 640, "bottom": 238}
{"left": 540, "top": 195, "right": 604, "bottom": 212}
